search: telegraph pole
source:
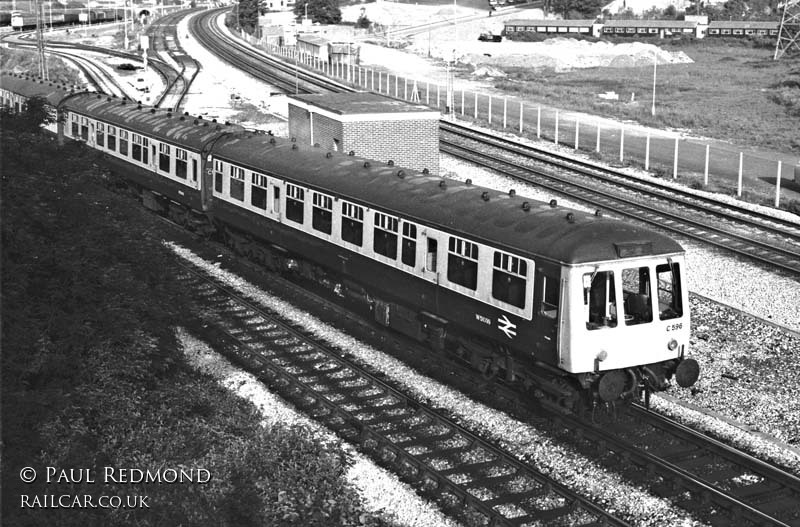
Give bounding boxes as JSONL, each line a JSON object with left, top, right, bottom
{"left": 35, "top": 0, "right": 49, "bottom": 80}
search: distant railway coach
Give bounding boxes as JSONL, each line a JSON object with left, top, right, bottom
{"left": 503, "top": 17, "right": 780, "bottom": 40}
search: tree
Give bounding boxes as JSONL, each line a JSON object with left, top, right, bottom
{"left": 0, "top": 96, "right": 55, "bottom": 134}
{"left": 293, "top": 0, "right": 341, "bottom": 25}
{"left": 548, "top": 0, "right": 604, "bottom": 19}
{"left": 237, "top": 0, "right": 260, "bottom": 35}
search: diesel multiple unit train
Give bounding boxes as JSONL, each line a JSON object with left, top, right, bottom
{"left": 2, "top": 73, "right": 700, "bottom": 412}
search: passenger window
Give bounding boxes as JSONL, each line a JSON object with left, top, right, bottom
{"left": 159, "top": 144, "right": 171, "bottom": 173}
{"left": 312, "top": 192, "right": 333, "bottom": 234}
{"left": 492, "top": 251, "right": 527, "bottom": 309}
{"left": 251, "top": 173, "right": 268, "bottom": 211}
{"left": 107, "top": 126, "right": 116, "bottom": 151}
{"left": 622, "top": 267, "right": 653, "bottom": 326}
{"left": 340, "top": 202, "right": 363, "bottom": 246}
{"left": 656, "top": 262, "right": 683, "bottom": 320}
{"left": 401, "top": 222, "right": 416, "bottom": 267}
{"left": 585, "top": 271, "right": 617, "bottom": 329}
{"left": 447, "top": 237, "right": 478, "bottom": 290}
{"left": 119, "top": 130, "right": 129, "bottom": 156}
{"left": 373, "top": 212, "right": 398, "bottom": 259}
{"left": 214, "top": 160, "right": 224, "bottom": 193}
{"left": 230, "top": 166, "right": 245, "bottom": 201}
{"left": 272, "top": 186, "right": 281, "bottom": 214}
{"left": 176, "top": 149, "right": 189, "bottom": 180}
{"left": 286, "top": 184, "right": 305, "bottom": 224}
{"left": 426, "top": 238, "right": 437, "bottom": 272}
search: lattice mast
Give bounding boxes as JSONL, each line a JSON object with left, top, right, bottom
{"left": 35, "top": 0, "right": 49, "bottom": 80}
{"left": 774, "top": 0, "right": 800, "bottom": 59}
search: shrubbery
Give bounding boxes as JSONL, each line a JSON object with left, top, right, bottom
{"left": 1, "top": 117, "right": 385, "bottom": 526}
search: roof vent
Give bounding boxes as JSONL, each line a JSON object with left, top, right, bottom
{"left": 363, "top": 161, "right": 370, "bottom": 168}
{"left": 465, "top": 179, "right": 472, "bottom": 186}
{"left": 269, "top": 137, "right": 276, "bottom": 144}
{"left": 138, "top": 104, "right": 142, "bottom": 110}
{"left": 97, "top": 94, "right": 102, "bottom": 99}
{"left": 566, "top": 212, "right": 575, "bottom": 223}
{"left": 184, "top": 111, "right": 189, "bottom": 116}
{"left": 326, "top": 152, "right": 332, "bottom": 158}
{"left": 180, "top": 116, "right": 185, "bottom": 121}
{"left": 292, "top": 144, "right": 298, "bottom": 150}
{"left": 212, "top": 118, "right": 217, "bottom": 123}
{"left": 509, "top": 189, "right": 516, "bottom": 197}
{"left": 215, "top": 125, "right": 221, "bottom": 131}
{"left": 349, "top": 150, "right": 355, "bottom": 156}
{"left": 595, "top": 209, "right": 603, "bottom": 217}
{"left": 225, "top": 121, "right": 230, "bottom": 126}
{"left": 150, "top": 109, "right": 156, "bottom": 113}
{"left": 203, "top": 123, "right": 209, "bottom": 127}
{"left": 439, "top": 180, "right": 447, "bottom": 189}
{"left": 397, "top": 170, "right": 405, "bottom": 178}
{"left": 387, "top": 160, "right": 394, "bottom": 166}
{"left": 481, "top": 191, "right": 490, "bottom": 201}
{"left": 194, "top": 119, "right": 198, "bottom": 125}
{"left": 522, "top": 201, "right": 531, "bottom": 211}
{"left": 291, "top": 137, "right": 296, "bottom": 142}
{"left": 107, "top": 97, "right": 112, "bottom": 102}
{"left": 314, "top": 143, "right": 320, "bottom": 147}
{"left": 422, "top": 168, "right": 429, "bottom": 175}
{"left": 198, "top": 115, "right": 203, "bottom": 120}
{"left": 549, "top": 199, "right": 558, "bottom": 208}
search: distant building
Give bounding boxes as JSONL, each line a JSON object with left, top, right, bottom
{"left": 287, "top": 92, "right": 441, "bottom": 176}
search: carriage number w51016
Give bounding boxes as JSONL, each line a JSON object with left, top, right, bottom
{"left": 666, "top": 323, "right": 683, "bottom": 332}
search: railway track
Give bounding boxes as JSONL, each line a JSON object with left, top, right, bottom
{"left": 173, "top": 256, "right": 629, "bottom": 527}
{"left": 145, "top": 7, "right": 201, "bottom": 111}
{"left": 441, "top": 123, "right": 800, "bottom": 276}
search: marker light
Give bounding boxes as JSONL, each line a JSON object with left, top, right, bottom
{"left": 667, "top": 339, "right": 679, "bottom": 351}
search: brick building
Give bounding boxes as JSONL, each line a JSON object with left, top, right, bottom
{"left": 287, "top": 92, "right": 441, "bottom": 176}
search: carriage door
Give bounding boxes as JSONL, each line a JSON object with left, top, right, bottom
{"left": 532, "top": 269, "right": 560, "bottom": 364}
{"left": 200, "top": 155, "right": 215, "bottom": 211}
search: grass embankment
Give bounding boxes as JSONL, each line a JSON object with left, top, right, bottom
{"left": 495, "top": 38, "right": 800, "bottom": 155}
{"left": 1, "top": 47, "right": 84, "bottom": 86}
{"left": 0, "top": 116, "right": 387, "bottom": 526}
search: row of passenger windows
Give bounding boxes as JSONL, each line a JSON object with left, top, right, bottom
{"left": 215, "top": 161, "right": 536, "bottom": 312}
{"left": 70, "top": 113, "right": 194, "bottom": 182}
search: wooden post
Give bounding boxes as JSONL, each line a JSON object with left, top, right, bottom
{"left": 673, "top": 137, "right": 679, "bottom": 179}
{"left": 737, "top": 152, "right": 743, "bottom": 196}
{"left": 554, "top": 110, "right": 559, "bottom": 144}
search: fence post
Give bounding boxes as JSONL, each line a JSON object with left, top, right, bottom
{"left": 775, "top": 160, "right": 782, "bottom": 207}
{"left": 519, "top": 102, "right": 524, "bottom": 133}
{"left": 555, "top": 110, "right": 559, "bottom": 144}
{"left": 474, "top": 92, "right": 478, "bottom": 119}
{"left": 737, "top": 152, "right": 743, "bottom": 196}
{"left": 503, "top": 98, "right": 507, "bottom": 128}
{"left": 619, "top": 126, "right": 624, "bottom": 162}
{"left": 574, "top": 119, "right": 579, "bottom": 150}
{"left": 537, "top": 106, "right": 541, "bottom": 138}
{"left": 704, "top": 144, "right": 709, "bottom": 186}
{"left": 673, "top": 137, "right": 679, "bottom": 179}
{"left": 645, "top": 132, "right": 650, "bottom": 170}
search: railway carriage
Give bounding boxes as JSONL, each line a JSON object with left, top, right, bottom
{"left": 207, "top": 134, "right": 698, "bottom": 411}
{"left": 4, "top": 74, "right": 699, "bottom": 412}
{"left": 59, "top": 92, "right": 241, "bottom": 229}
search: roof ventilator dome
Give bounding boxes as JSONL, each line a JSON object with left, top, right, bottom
{"left": 481, "top": 191, "right": 490, "bottom": 201}
{"left": 349, "top": 151, "right": 355, "bottom": 156}
{"left": 465, "top": 179, "right": 472, "bottom": 185}
{"left": 549, "top": 199, "right": 558, "bottom": 208}
{"left": 269, "top": 137, "right": 276, "bottom": 144}
{"left": 422, "top": 168, "right": 429, "bottom": 174}
{"left": 566, "top": 212, "right": 576, "bottom": 223}
{"left": 509, "top": 189, "right": 516, "bottom": 196}
{"left": 439, "top": 180, "right": 447, "bottom": 189}
{"left": 387, "top": 160, "right": 394, "bottom": 166}
{"left": 292, "top": 144, "right": 298, "bottom": 150}
{"left": 363, "top": 161, "right": 370, "bottom": 168}
{"left": 326, "top": 152, "right": 332, "bottom": 158}
{"left": 522, "top": 201, "right": 531, "bottom": 211}
{"left": 397, "top": 170, "right": 405, "bottom": 178}
{"left": 595, "top": 209, "right": 603, "bottom": 217}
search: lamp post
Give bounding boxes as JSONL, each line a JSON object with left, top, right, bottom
{"left": 304, "top": 2, "right": 308, "bottom": 22}
{"left": 651, "top": 48, "right": 657, "bottom": 116}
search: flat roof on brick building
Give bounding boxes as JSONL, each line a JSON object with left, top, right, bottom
{"left": 288, "top": 93, "right": 437, "bottom": 118}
